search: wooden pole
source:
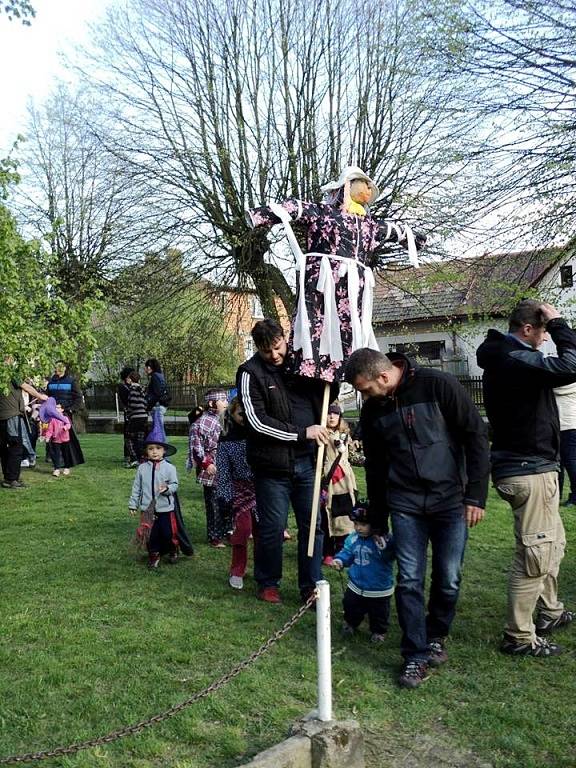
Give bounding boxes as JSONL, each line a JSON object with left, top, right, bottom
{"left": 307, "top": 381, "right": 331, "bottom": 557}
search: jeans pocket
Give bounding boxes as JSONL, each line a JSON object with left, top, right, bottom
{"left": 521, "top": 529, "right": 555, "bottom": 577}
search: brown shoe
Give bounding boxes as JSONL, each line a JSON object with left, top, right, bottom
{"left": 398, "top": 660, "right": 431, "bottom": 689}
{"left": 427, "top": 638, "right": 448, "bottom": 667}
{"left": 257, "top": 587, "right": 282, "bottom": 604}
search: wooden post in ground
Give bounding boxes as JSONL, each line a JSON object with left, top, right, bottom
{"left": 307, "top": 382, "right": 331, "bottom": 557}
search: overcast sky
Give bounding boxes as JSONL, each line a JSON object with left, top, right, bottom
{"left": 0, "top": 0, "right": 109, "bottom": 155}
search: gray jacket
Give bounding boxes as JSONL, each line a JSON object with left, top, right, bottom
{"left": 129, "top": 460, "right": 178, "bottom": 513}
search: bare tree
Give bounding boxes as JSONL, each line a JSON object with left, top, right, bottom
{"left": 70, "top": 0, "right": 483, "bottom": 317}
{"left": 15, "top": 85, "right": 152, "bottom": 299}
{"left": 430, "top": 0, "right": 576, "bottom": 250}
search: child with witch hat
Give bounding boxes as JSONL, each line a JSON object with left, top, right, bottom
{"left": 129, "top": 411, "right": 194, "bottom": 569}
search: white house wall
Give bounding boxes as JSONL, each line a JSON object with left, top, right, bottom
{"left": 375, "top": 319, "right": 508, "bottom": 377}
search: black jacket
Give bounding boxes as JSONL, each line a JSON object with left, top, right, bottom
{"left": 361, "top": 355, "right": 489, "bottom": 531}
{"left": 46, "top": 374, "right": 83, "bottom": 413}
{"left": 476, "top": 318, "right": 576, "bottom": 474}
{"left": 237, "top": 354, "right": 336, "bottom": 476}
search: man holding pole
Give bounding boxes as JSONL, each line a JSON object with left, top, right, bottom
{"left": 237, "top": 319, "right": 332, "bottom": 604}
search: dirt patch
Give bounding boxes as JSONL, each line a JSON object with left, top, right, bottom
{"left": 364, "top": 725, "right": 493, "bottom": 768}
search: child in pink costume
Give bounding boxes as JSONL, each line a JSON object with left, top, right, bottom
{"left": 216, "top": 398, "right": 257, "bottom": 590}
{"left": 44, "top": 403, "right": 71, "bottom": 477}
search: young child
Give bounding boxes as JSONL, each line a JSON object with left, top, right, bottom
{"left": 125, "top": 371, "right": 148, "bottom": 466}
{"left": 216, "top": 398, "right": 257, "bottom": 590}
{"left": 330, "top": 500, "right": 395, "bottom": 643}
{"left": 321, "top": 403, "right": 356, "bottom": 565}
{"left": 41, "top": 398, "right": 72, "bottom": 477}
{"left": 187, "top": 389, "right": 229, "bottom": 547}
{"left": 129, "top": 412, "right": 193, "bottom": 569}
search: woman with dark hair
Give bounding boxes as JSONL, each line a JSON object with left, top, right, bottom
{"left": 144, "top": 358, "right": 171, "bottom": 428}
{"left": 46, "top": 361, "right": 85, "bottom": 468}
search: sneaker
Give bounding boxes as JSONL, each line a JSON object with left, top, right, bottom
{"left": 229, "top": 575, "right": 244, "bottom": 590}
{"left": 398, "top": 659, "right": 431, "bottom": 689}
{"left": 535, "top": 610, "right": 575, "bottom": 635}
{"left": 1, "top": 480, "right": 26, "bottom": 489}
{"left": 257, "top": 587, "right": 282, "bottom": 604}
{"left": 168, "top": 552, "right": 178, "bottom": 564}
{"left": 427, "top": 637, "right": 449, "bottom": 667}
{"left": 209, "top": 540, "right": 226, "bottom": 549}
{"left": 62, "top": 468, "right": 70, "bottom": 476}
{"left": 341, "top": 623, "right": 355, "bottom": 637}
{"left": 322, "top": 556, "right": 334, "bottom": 566}
{"left": 500, "top": 633, "right": 564, "bottom": 657}
{"left": 147, "top": 555, "right": 161, "bottom": 570}
{"left": 20, "top": 459, "right": 30, "bottom": 468}
{"left": 52, "top": 470, "right": 61, "bottom": 477}
{"left": 370, "top": 633, "right": 387, "bottom": 643}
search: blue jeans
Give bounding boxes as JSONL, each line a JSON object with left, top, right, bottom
{"left": 559, "top": 429, "right": 576, "bottom": 503}
{"left": 253, "top": 455, "right": 323, "bottom": 594}
{"left": 391, "top": 510, "right": 468, "bottom": 661}
{"left": 152, "top": 405, "right": 167, "bottom": 427}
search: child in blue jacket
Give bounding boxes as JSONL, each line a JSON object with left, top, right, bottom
{"left": 330, "top": 500, "right": 395, "bottom": 642}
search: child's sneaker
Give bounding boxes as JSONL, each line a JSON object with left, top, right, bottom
{"left": 52, "top": 469, "right": 61, "bottom": 477}
{"left": 147, "top": 554, "right": 161, "bottom": 570}
{"left": 229, "top": 575, "right": 244, "bottom": 590}
{"left": 62, "top": 468, "right": 70, "bottom": 476}
{"left": 370, "top": 632, "right": 387, "bottom": 643}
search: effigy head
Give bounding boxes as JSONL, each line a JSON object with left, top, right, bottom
{"left": 321, "top": 166, "right": 380, "bottom": 206}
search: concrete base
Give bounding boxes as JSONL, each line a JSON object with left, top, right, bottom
{"left": 238, "top": 714, "right": 364, "bottom": 768}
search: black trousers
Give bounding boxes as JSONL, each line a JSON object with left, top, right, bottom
{"left": 343, "top": 587, "right": 391, "bottom": 634}
{"left": 0, "top": 419, "right": 23, "bottom": 482}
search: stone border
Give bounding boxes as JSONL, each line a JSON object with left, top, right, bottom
{"left": 237, "top": 715, "right": 364, "bottom": 768}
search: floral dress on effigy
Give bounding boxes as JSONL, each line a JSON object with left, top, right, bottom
{"left": 247, "top": 198, "right": 413, "bottom": 382}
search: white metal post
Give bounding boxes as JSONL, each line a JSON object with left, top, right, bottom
{"left": 115, "top": 392, "right": 120, "bottom": 423}
{"left": 316, "top": 579, "right": 332, "bottom": 722}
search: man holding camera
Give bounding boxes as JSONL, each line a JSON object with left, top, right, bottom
{"left": 477, "top": 299, "right": 576, "bottom": 657}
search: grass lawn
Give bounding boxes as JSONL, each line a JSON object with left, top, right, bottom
{"left": 2, "top": 433, "right": 576, "bottom": 768}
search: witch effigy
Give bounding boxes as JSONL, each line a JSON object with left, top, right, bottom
{"left": 246, "top": 166, "right": 426, "bottom": 552}
{"left": 246, "top": 166, "right": 425, "bottom": 383}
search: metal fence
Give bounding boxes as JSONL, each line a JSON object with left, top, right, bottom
{"left": 84, "top": 382, "right": 236, "bottom": 413}
{"left": 84, "top": 376, "right": 486, "bottom": 415}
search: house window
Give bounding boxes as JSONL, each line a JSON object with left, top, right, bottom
{"left": 244, "top": 336, "right": 254, "bottom": 359}
{"left": 389, "top": 340, "right": 446, "bottom": 360}
{"left": 251, "top": 295, "right": 263, "bottom": 318}
{"left": 560, "top": 265, "right": 573, "bottom": 288}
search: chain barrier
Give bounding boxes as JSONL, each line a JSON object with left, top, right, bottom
{"left": 0, "top": 591, "right": 317, "bottom": 766}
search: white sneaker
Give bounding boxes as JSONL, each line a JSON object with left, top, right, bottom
{"left": 229, "top": 575, "right": 244, "bottom": 590}
{"left": 52, "top": 470, "right": 61, "bottom": 477}
{"left": 62, "top": 468, "right": 70, "bottom": 476}
{"left": 20, "top": 459, "right": 30, "bottom": 468}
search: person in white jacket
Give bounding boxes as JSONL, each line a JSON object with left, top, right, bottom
{"left": 554, "top": 382, "right": 576, "bottom": 506}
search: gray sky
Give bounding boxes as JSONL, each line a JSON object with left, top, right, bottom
{"left": 0, "top": 0, "right": 108, "bottom": 155}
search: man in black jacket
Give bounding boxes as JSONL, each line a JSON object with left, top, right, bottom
{"left": 477, "top": 300, "right": 576, "bottom": 658}
{"left": 237, "top": 319, "right": 330, "bottom": 605}
{"left": 345, "top": 348, "right": 489, "bottom": 688}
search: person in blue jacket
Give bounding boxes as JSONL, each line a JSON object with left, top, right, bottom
{"left": 330, "top": 500, "right": 395, "bottom": 643}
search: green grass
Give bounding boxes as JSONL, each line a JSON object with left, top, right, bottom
{"left": 2, "top": 434, "right": 576, "bottom": 767}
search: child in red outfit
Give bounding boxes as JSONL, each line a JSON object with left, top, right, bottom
{"left": 216, "top": 398, "right": 257, "bottom": 590}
